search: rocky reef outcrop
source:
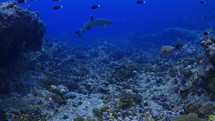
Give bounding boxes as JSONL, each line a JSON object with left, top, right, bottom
{"left": 200, "top": 35, "right": 215, "bottom": 95}
{"left": 201, "top": 35, "right": 215, "bottom": 65}
{"left": 0, "top": 1, "right": 45, "bottom": 63}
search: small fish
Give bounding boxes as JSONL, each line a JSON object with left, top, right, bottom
{"left": 17, "top": 0, "right": 26, "bottom": 3}
{"left": 136, "top": 0, "right": 146, "bottom": 4}
{"left": 200, "top": 1, "right": 206, "bottom": 4}
{"left": 27, "top": 5, "right": 31, "bottom": 10}
{"left": 209, "top": 115, "right": 215, "bottom": 121}
{"left": 204, "top": 28, "right": 211, "bottom": 36}
{"left": 53, "top": 0, "right": 61, "bottom": 2}
{"left": 91, "top": 5, "right": 100, "bottom": 9}
{"left": 160, "top": 44, "right": 181, "bottom": 53}
{"left": 53, "top": 5, "right": 63, "bottom": 10}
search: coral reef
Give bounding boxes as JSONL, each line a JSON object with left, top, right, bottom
{"left": 0, "top": 28, "right": 214, "bottom": 121}
{"left": 0, "top": 1, "right": 45, "bottom": 63}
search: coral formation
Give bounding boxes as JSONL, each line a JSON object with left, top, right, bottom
{"left": 0, "top": 1, "right": 45, "bottom": 63}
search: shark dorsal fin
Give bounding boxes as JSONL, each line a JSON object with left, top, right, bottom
{"left": 90, "top": 15, "right": 94, "bottom": 21}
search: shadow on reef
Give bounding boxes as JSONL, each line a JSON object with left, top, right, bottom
{"left": 0, "top": 1, "right": 45, "bottom": 63}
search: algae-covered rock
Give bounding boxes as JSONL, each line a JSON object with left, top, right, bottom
{"left": 112, "top": 64, "right": 138, "bottom": 81}
{"left": 118, "top": 91, "right": 143, "bottom": 109}
{"left": 93, "top": 106, "right": 109, "bottom": 119}
{"left": 0, "top": 1, "right": 45, "bottom": 62}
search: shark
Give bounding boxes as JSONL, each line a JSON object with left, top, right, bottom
{"left": 75, "top": 16, "right": 113, "bottom": 37}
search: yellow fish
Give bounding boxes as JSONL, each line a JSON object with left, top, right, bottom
{"left": 209, "top": 115, "right": 215, "bottom": 121}
{"left": 160, "top": 44, "right": 181, "bottom": 53}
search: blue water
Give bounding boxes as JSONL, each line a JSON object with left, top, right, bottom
{"left": 5, "top": 0, "right": 214, "bottom": 39}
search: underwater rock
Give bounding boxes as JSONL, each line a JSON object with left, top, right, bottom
{"left": 198, "top": 64, "right": 215, "bottom": 81}
{"left": 0, "top": 1, "right": 45, "bottom": 63}
{"left": 172, "top": 113, "right": 206, "bottom": 121}
{"left": 184, "top": 102, "right": 203, "bottom": 114}
{"left": 63, "top": 92, "right": 78, "bottom": 99}
{"left": 199, "top": 102, "right": 215, "bottom": 115}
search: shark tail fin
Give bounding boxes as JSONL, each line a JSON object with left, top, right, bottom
{"left": 75, "top": 30, "right": 83, "bottom": 38}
